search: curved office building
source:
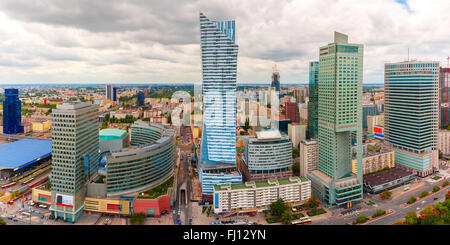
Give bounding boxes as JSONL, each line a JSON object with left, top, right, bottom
{"left": 244, "top": 130, "right": 293, "bottom": 182}
{"left": 105, "top": 120, "right": 176, "bottom": 197}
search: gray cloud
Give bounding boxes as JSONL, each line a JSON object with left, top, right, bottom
{"left": 0, "top": 0, "right": 449, "bottom": 84}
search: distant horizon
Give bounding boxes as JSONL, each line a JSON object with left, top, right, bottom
{"left": 0, "top": 82, "right": 385, "bottom": 87}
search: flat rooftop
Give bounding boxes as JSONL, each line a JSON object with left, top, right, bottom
{"left": 214, "top": 176, "right": 309, "bottom": 191}
{"left": 363, "top": 167, "right": 415, "bottom": 187}
{"left": 256, "top": 130, "right": 282, "bottom": 140}
{"left": 99, "top": 128, "right": 127, "bottom": 141}
{"left": 0, "top": 139, "right": 52, "bottom": 171}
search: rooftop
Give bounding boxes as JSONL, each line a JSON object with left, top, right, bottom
{"left": 256, "top": 129, "right": 282, "bottom": 140}
{"left": 56, "top": 101, "right": 93, "bottom": 110}
{"left": 0, "top": 139, "right": 52, "bottom": 170}
{"left": 214, "top": 176, "right": 309, "bottom": 191}
{"left": 99, "top": 128, "right": 127, "bottom": 141}
{"left": 363, "top": 167, "right": 415, "bottom": 187}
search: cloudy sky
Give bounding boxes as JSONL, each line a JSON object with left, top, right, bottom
{"left": 0, "top": 0, "right": 449, "bottom": 84}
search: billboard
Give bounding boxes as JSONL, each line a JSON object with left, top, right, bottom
{"left": 55, "top": 194, "right": 74, "bottom": 208}
{"left": 374, "top": 126, "right": 384, "bottom": 139}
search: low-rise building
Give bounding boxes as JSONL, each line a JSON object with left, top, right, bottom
{"left": 288, "top": 123, "right": 306, "bottom": 148}
{"left": 363, "top": 167, "right": 415, "bottom": 194}
{"left": 299, "top": 139, "right": 318, "bottom": 177}
{"left": 213, "top": 176, "right": 311, "bottom": 213}
{"left": 352, "top": 149, "right": 395, "bottom": 175}
{"left": 438, "top": 129, "right": 450, "bottom": 155}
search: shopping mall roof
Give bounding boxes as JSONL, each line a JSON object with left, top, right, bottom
{"left": 0, "top": 139, "right": 52, "bottom": 171}
{"left": 99, "top": 128, "right": 127, "bottom": 141}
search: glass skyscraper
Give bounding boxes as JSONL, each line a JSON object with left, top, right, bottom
{"left": 199, "top": 13, "right": 242, "bottom": 196}
{"left": 308, "top": 32, "right": 363, "bottom": 207}
{"left": 384, "top": 61, "right": 439, "bottom": 177}
{"left": 3, "top": 88, "right": 24, "bottom": 135}
{"left": 307, "top": 61, "right": 319, "bottom": 139}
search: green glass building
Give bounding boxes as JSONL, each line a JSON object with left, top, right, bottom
{"left": 308, "top": 32, "right": 363, "bottom": 207}
{"left": 307, "top": 61, "right": 319, "bottom": 139}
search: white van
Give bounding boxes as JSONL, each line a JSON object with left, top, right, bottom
{"left": 403, "top": 186, "right": 410, "bottom": 191}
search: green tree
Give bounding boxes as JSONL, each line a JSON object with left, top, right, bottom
{"left": 305, "top": 195, "right": 319, "bottom": 209}
{"left": 433, "top": 185, "right": 440, "bottom": 193}
{"left": 168, "top": 114, "right": 172, "bottom": 125}
{"left": 240, "top": 131, "right": 245, "bottom": 135}
{"left": 130, "top": 213, "right": 146, "bottom": 225}
{"left": 292, "top": 148, "right": 300, "bottom": 159}
{"left": 45, "top": 181, "right": 51, "bottom": 190}
{"left": 442, "top": 180, "right": 449, "bottom": 187}
{"left": 439, "top": 149, "right": 443, "bottom": 158}
{"left": 407, "top": 196, "right": 417, "bottom": 204}
{"left": 244, "top": 118, "right": 250, "bottom": 131}
{"left": 0, "top": 217, "right": 6, "bottom": 225}
{"left": 446, "top": 191, "right": 450, "bottom": 200}
{"left": 372, "top": 209, "right": 386, "bottom": 218}
{"left": 280, "top": 210, "right": 292, "bottom": 224}
{"left": 355, "top": 214, "right": 369, "bottom": 224}
{"left": 292, "top": 163, "right": 300, "bottom": 176}
{"left": 404, "top": 211, "right": 418, "bottom": 225}
{"left": 269, "top": 198, "right": 287, "bottom": 217}
{"left": 420, "top": 190, "right": 429, "bottom": 198}
{"left": 379, "top": 190, "right": 392, "bottom": 200}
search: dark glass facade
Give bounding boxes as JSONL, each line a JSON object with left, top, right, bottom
{"left": 307, "top": 61, "right": 319, "bottom": 139}
{"left": 3, "top": 88, "right": 24, "bottom": 134}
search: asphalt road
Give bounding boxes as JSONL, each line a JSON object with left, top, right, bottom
{"left": 311, "top": 180, "right": 449, "bottom": 225}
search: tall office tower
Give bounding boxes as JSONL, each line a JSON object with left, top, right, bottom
{"left": 285, "top": 102, "right": 299, "bottom": 123}
{"left": 384, "top": 61, "right": 439, "bottom": 177}
{"left": 299, "top": 139, "right": 318, "bottom": 177}
{"left": 106, "top": 84, "right": 112, "bottom": 101}
{"left": 271, "top": 65, "right": 281, "bottom": 96}
{"left": 308, "top": 32, "right": 364, "bottom": 207}
{"left": 106, "top": 84, "right": 118, "bottom": 102}
{"left": 137, "top": 91, "right": 145, "bottom": 106}
{"left": 2, "top": 88, "right": 24, "bottom": 134}
{"left": 307, "top": 61, "right": 319, "bottom": 139}
{"left": 112, "top": 87, "right": 118, "bottom": 102}
{"left": 439, "top": 67, "right": 449, "bottom": 127}
{"left": 294, "top": 88, "right": 305, "bottom": 104}
{"left": 199, "top": 13, "right": 242, "bottom": 197}
{"left": 50, "top": 102, "right": 100, "bottom": 222}
{"left": 362, "top": 104, "right": 378, "bottom": 129}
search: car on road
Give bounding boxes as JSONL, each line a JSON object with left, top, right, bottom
{"left": 12, "top": 218, "right": 18, "bottom": 222}
{"left": 434, "top": 197, "right": 438, "bottom": 200}
{"left": 177, "top": 209, "right": 181, "bottom": 216}
{"left": 173, "top": 210, "right": 176, "bottom": 215}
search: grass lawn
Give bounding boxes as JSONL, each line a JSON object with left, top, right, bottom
{"left": 307, "top": 208, "right": 326, "bottom": 216}
{"left": 137, "top": 176, "right": 174, "bottom": 199}
{"left": 432, "top": 176, "right": 442, "bottom": 180}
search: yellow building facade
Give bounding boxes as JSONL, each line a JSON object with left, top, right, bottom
{"left": 84, "top": 197, "right": 130, "bottom": 215}
{"left": 352, "top": 150, "right": 395, "bottom": 175}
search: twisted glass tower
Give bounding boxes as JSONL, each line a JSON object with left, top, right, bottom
{"left": 199, "top": 12, "right": 238, "bottom": 165}
{"left": 199, "top": 13, "right": 242, "bottom": 196}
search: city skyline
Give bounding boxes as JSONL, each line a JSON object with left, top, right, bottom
{"left": 0, "top": 0, "right": 449, "bottom": 84}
